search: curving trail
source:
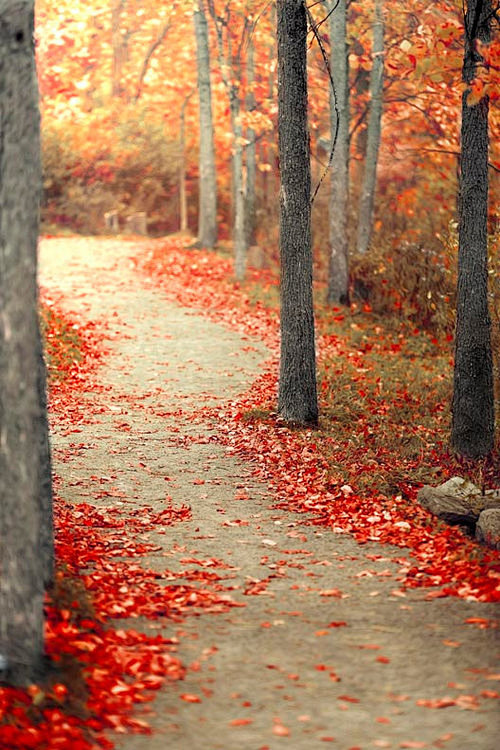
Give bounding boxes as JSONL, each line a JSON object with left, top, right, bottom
{"left": 39, "top": 237, "right": 499, "bottom": 750}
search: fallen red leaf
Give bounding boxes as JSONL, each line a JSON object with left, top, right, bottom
{"left": 272, "top": 723, "right": 290, "bottom": 736}
{"left": 180, "top": 693, "right": 202, "bottom": 703}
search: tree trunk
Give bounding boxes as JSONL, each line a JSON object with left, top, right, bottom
{"left": 193, "top": 2, "right": 217, "bottom": 248}
{"left": 206, "top": 2, "right": 247, "bottom": 278}
{"left": 325, "top": 0, "right": 350, "bottom": 305}
{"left": 36, "top": 325, "right": 54, "bottom": 588}
{"left": 230, "top": 87, "right": 247, "bottom": 281}
{"left": 111, "top": 0, "right": 128, "bottom": 99}
{"left": 179, "top": 93, "right": 193, "bottom": 233}
{"left": 451, "top": 0, "right": 494, "bottom": 458}
{"left": 277, "top": 0, "right": 318, "bottom": 426}
{"left": 245, "top": 35, "right": 257, "bottom": 248}
{"left": 0, "top": 0, "right": 48, "bottom": 684}
{"left": 356, "top": 0, "right": 384, "bottom": 255}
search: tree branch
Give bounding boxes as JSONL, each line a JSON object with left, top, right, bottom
{"left": 135, "top": 20, "right": 172, "bottom": 101}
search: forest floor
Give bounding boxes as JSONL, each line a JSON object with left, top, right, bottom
{"left": 36, "top": 236, "right": 499, "bottom": 750}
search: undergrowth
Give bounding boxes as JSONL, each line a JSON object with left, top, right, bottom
{"left": 40, "top": 303, "right": 83, "bottom": 382}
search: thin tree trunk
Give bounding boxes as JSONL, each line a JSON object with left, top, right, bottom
{"left": 230, "top": 89, "right": 247, "bottom": 281}
{"left": 277, "top": 0, "right": 318, "bottom": 426}
{"left": 193, "top": 2, "right": 217, "bottom": 248}
{"left": 325, "top": 0, "right": 350, "bottom": 304}
{"left": 206, "top": 1, "right": 248, "bottom": 278}
{"left": 356, "top": 0, "right": 384, "bottom": 255}
{"left": 111, "top": 0, "right": 128, "bottom": 99}
{"left": 245, "top": 35, "right": 257, "bottom": 248}
{"left": 179, "top": 93, "right": 193, "bottom": 233}
{"left": 451, "top": 0, "right": 494, "bottom": 457}
{"left": 0, "top": 0, "right": 47, "bottom": 684}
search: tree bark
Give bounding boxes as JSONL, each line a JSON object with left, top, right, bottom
{"left": 206, "top": 1, "right": 248, "bottom": 279}
{"left": 229, "top": 88, "right": 247, "bottom": 281}
{"left": 193, "top": 1, "right": 217, "bottom": 249}
{"left": 451, "top": 0, "right": 494, "bottom": 457}
{"left": 0, "top": 0, "right": 48, "bottom": 683}
{"left": 356, "top": 0, "right": 384, "bottom": 255}
{"left": 245, "top": 35, "right": 257, "bottom": 248}
{"left": 111, "top": 0, "right": 128, "bottom": 99}
{"left": 36, "top": 325, "right": 54, "bottom": 588}
{"left": 277, "top": 0, "right": 318, "bottom": 426}
{"left": 325, "top": 0, "right": 350, "bottom": 305}
{"left": 179, "top": 92, "right": 193, "bottom": 233}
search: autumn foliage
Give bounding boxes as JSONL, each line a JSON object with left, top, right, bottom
{"left": 1, "top": 0, "right": 498, "bottom": 742}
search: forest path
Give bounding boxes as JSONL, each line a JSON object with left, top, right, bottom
{"left": 39, "top": 237, "right": 499, "bottom": 750}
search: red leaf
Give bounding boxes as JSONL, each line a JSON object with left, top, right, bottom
{"left": 180, "top": 693, "right": 202, "bottom": 703}
{"left": 338, "top": 695, "right": 360, "bottom": 703}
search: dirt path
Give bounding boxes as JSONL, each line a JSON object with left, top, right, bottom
{"left": 39, "top": 237, "right": 499, "bottom": 750}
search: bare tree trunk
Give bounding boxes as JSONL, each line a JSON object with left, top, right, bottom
{"left": 245, "top": 35, "right": 257, "bottom": 248}
{"left": 36, "top": 326, "right": 54, "bottom": 588}
{"left": 206, "top": 1, "right": 248, "bottom": 279}
{"left": 0, "top": 0, "right": 48, "bottom": 684}
{"left": 451, "top": 0, "right": 494, "bottom": 457}
{"left": 111, "top": 0, "right": 128, "bottom": 99}
{"left": 179, "top": 93, "right": 193, "bottom": 233}
{"left": 277, "top": 0, "right": 318, "bottom": 426}
{"left": 230, "top": 89, "right": 247, "bottom": 281}
{"left": 193, "top": 1, "right": 217, "bottom": 248}
{"left": 356, "top": 0, "right": 384, "bottom": 255}
{"left": 325, "top": 0, "right": 350, "bottom": 305}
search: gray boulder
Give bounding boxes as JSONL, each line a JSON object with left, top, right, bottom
{"left": 418, "top": 477, "right": 481, "bottom": 526}
{"left": 475, "top": 509, "right": 500, "bottom": 550}
{"left": 417, "top": 477, "right": 500, "bottom": 528}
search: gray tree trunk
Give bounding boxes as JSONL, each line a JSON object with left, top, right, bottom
{"left": 230, "top": 90, "right": 247, "bottom": 281}
{"left": 193, "top": 2, "right": 217, "bottom": 248}
{"left": 36, "top": 325, "right": 54, "bottom": 588}
{"left": 179, "top": 93, "right": 193, "bottom": 233}
{"left": 206, "top": 2, "right": 247, "bottom": 279}
{"left": 325, "top": 0, "right": 350, "bottom": 305}
{"left": 277, "top": 0, "right": 318, "bottom": 426}
{"left": 111, "top": 0, "right": 128, "bottom": 99}
{"left": 451, "top": 0, "right": 494, "bottom": 458}
{"left": 245, "top": 35, "right": 257, "bottom": 248}
{"left": 0, "top": 0, "right": 49, "bottom": 684}
{"left": 356, "top": 0, "right": 384, "bottom": 255}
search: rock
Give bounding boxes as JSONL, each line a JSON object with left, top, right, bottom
{"left": 475, "top": 509, "right": 500, "bottom": 550}
{"left": 417, "top": 477, "right": 481, "bottom": 526}
{"left": 418, "top": 477, "right": 500, "bottom": 545}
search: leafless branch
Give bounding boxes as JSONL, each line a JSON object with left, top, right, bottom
{"left": 135, "top": 20, "right": 172, "bottom": 101}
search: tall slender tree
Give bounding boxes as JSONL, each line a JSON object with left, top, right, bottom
{"left": 111, "top": 0, "right": 128, "bottom": 99}
{"left": 245, "top": 33, "right": 257, "bottom": 248}
{"left": 277, "top": 0, "right": 318, "bottom": 426}
{"left": 0, "top": 0, "right": 51, "bottom": 683}
{"left": 356, "top": 0, "right": 384, "bottom": 256}
{"left": 206, "top": 1, "right": 252, "bottom": 280}
{"left": 193, "top": 0, "right": 218, "bottom": 249}
{"left": 324, "top": 0, "right": 350, "bottom": 305}
{"left": 451, "top": 0, "right": 495, "bottom": 457}
{"left": 179, "top": 91, "right": 194, "bottom": 234}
